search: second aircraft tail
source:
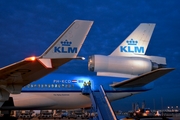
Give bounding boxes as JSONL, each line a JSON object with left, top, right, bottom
{"left": 110, "top": 23, "right": 155, "bottom": 56}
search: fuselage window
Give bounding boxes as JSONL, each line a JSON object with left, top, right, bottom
{"left": 58, "top": 84, "right": 60, "bottom": 88}
{"left": 48, "top": 84, "right": 50, "bottom": 88}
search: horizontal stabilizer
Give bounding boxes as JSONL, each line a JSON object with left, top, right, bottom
{"left": 110, "top": 68, "right": 174, "bottom": 88}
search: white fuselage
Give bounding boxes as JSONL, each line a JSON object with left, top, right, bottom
{"left": 10, "top": 91, "right": 140, "bottom": 109}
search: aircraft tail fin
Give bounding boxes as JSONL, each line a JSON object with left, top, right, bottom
{"left": 40, "top": 20, "right": 93, "bottom": 59}
{"left": 110, "top": 23, "right": 155, "bottom": 56}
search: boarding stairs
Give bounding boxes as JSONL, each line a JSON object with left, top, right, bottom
{"left": 82, "top": 85, "right": 117, "bottom": 120}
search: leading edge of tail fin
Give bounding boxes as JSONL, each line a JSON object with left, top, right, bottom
{"left": 40, "top": 20, "right": 93, "bottom": 58}
{"left": 110, "top": 23, "right": 156, "bottom": 56}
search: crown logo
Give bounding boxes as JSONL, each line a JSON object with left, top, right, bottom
{"left": 61, "top": 40, "right": 72, "bottom": 46}
{"left": 126, "top": 39, "right": 138, "bottom": 45}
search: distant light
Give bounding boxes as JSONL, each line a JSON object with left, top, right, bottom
{"left": 25, "top": 56, "right": 36, "bottom": 61}
{"left": 76, "top": 56, "right": 85, "bottom": 60}
{"left": 81, "top": 57, "right": 85, "bottom": 60}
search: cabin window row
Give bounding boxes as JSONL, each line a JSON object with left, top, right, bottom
{"left": 24, "top": 84, "right": 74, "bottom": 88}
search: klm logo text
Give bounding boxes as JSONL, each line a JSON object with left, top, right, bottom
{"left": 54, "top": 40, "right": 77, "bottom": 53}
{"left": 120, "top": 46, "right": 144, "bottom": 53}
{"left": 120, "top": 39, "right": 144, "bottom": 53}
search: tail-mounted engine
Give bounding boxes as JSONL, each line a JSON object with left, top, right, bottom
{"left": 88, "top": 55, "right": 166, "bottom": 75}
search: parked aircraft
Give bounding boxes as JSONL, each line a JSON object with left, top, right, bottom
{"left": 0, "top": 20, "right": 93, "bottom": 107}
{"left": 1, "top": 23, "right": 174, "bottom": 110}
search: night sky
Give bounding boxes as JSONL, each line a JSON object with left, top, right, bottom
{"left": 0, "top": 0, "right": 180, "bottom": 111}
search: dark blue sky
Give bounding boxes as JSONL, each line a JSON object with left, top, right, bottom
{"left": 0, "top": 0, "right": 180, "bottom": 111}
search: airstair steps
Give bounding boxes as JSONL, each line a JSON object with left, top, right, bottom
{"left": 88, "top": 85, "right": 117, "bottom": 120}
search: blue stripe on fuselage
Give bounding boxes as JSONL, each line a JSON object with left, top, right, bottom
{"left": 22, "top": 73, "right": 153, "bottom": 93}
